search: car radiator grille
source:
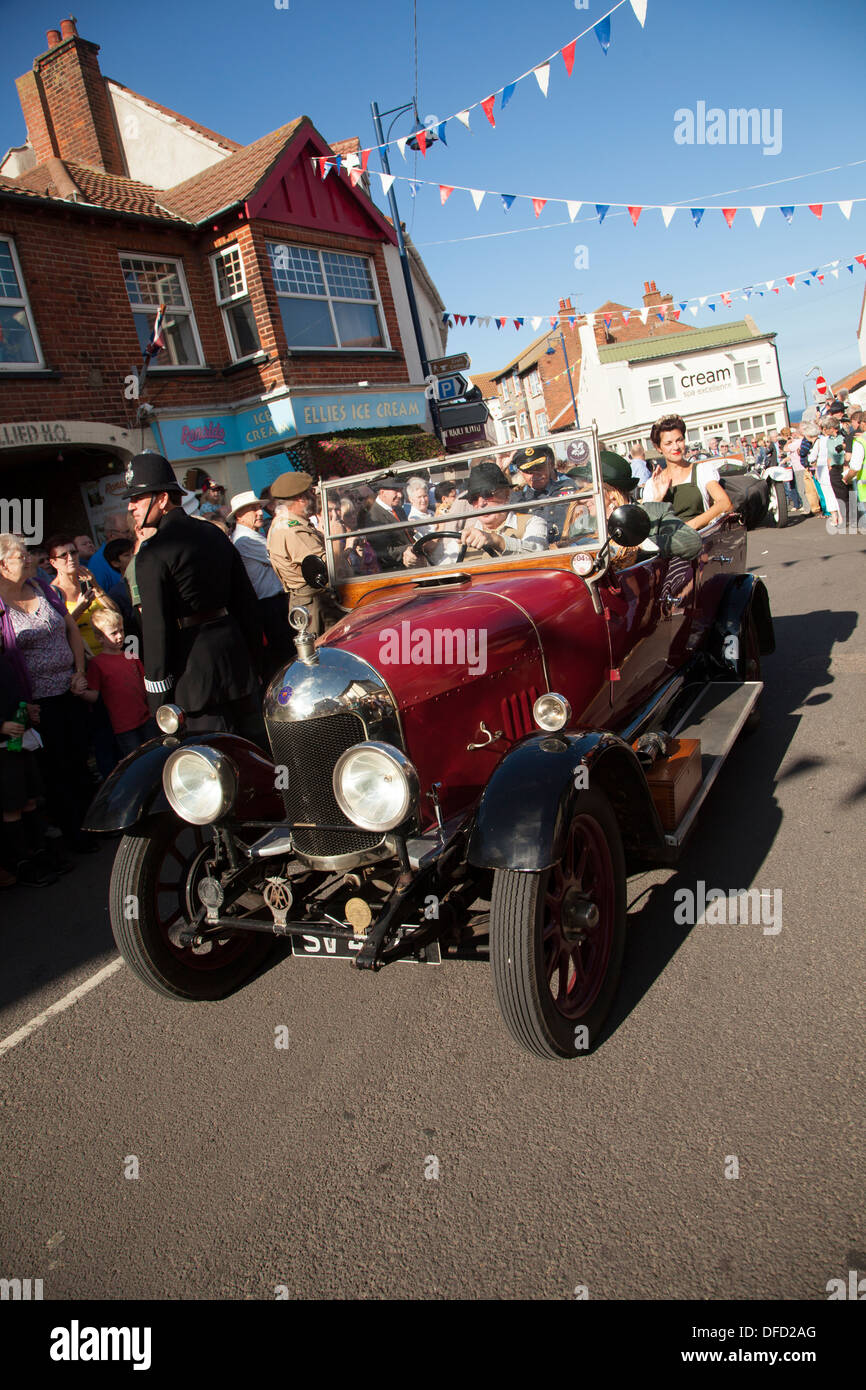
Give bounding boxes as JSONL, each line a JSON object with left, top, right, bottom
{"left": 266, "top": 710, "right": 381, "bottom": 858}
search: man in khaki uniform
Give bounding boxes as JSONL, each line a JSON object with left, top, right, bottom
{"left": 266, "top": 470, "right": 339, "bottom": 637}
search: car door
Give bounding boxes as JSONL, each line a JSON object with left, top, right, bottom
{"left": 598, "top": 549, "right": 697, "bottom": 725}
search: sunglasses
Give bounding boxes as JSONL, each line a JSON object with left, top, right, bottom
{"left": 52, "top": 549, "right": 78, "bottom": 559}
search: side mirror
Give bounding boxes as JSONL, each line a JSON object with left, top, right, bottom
{"left": 608, "top": 504, "right": 651, "bottom": 548}
{"left": 300, "top": 554, "right": 329, "bottom": 591}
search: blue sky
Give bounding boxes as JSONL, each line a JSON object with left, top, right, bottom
{"left": 2, "top": 0, "right": 865, "bottom": 410}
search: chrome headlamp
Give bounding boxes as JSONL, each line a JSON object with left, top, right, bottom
{"left": 163, "top": 746, "right": 237, "bottom": 825}
{"left": 333, "top": 742, "right": 419, "bottom": 832}
{"left": 533, "top": 692, "right": 572, "bottom": 733}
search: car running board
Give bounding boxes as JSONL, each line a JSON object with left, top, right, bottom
{"left": 663, "top": 681, "right": 762, "bottom": 850}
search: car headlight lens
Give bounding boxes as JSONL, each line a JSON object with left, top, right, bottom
{"left": 333, "top": 742, "right": 419, "bottom": 832}
{"left": 533, "top": 692, "right": 572, "bottom": 733}
{"left": 156, "top": 703, "right": 184, "bottom": 735}
{"left": 163, "top": 747, "right": 237, "bottom": 825}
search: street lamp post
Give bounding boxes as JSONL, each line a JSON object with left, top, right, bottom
{"left": 803, "top": 366, "right": 821, "bottom": 411}
{"left": 370, "top": 100, "right": 441, "bottom": 442}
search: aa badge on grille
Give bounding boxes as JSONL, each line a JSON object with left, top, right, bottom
{"left": 264, "top": 877, "right": 293, "bottom": 933}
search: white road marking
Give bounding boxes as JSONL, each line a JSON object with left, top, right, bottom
{"left": 0, "top": 959, "right": 123, "bottom": 1060}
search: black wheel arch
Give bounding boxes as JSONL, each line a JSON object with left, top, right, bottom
{"left": 467, "top": 730, "right": 667, "bottom": 872}
{"left": 708, "top": 572, "right": 775, "bottom": 673}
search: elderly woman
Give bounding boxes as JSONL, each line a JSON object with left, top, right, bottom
{"left": 0, "top": 533, "right": 96, "bottom": 852}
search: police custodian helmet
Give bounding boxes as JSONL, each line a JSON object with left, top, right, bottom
{"left": 122, "top": 451, "right": 184, "bottom": 499}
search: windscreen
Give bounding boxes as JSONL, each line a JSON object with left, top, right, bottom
{"left": 318, "top": 432, "right": 606, "bottom": 581}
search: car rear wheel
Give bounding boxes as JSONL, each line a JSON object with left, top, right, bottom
{"left": 490, "top": 790, "right": 626, "bottom": 1059}
{"left": 767, "top": 479, "right": 789, "bottom": 528}
{"left": 109, "top": 813, "right": 273, "bottom": 1000}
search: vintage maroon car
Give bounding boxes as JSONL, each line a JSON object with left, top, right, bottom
{"left": 86, "top": 428, "right": 774, "bottom": 1058}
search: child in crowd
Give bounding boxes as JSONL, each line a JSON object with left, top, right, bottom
{"left": 81, "top": 609, "right": 156, "bottom": 761}
{"left": 0, "top": 645, "right": 56, "bottom": 888}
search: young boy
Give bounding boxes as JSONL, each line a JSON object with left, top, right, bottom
{"left": 81, "top": 609, "right": 156, "bottom": 761}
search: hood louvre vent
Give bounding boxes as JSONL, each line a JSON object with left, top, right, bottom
{"left": 501, "top": 687, "right": 540, "bottom": 741}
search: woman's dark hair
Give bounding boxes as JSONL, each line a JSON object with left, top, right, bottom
{"left": 649, "top": 415, "right": 687, "bottom": 448}
{"left": 45, "top": 533, "right": 76, "bottom": 556}
{"left": 434, "top": 481, "right": 457, "bottom": 503}
{"left": 104, "top": 538, "right": 133, "bottom": 568}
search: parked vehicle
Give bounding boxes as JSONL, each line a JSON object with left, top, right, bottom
{"left": 85, "top": 428, "right": 774, "bottom": 1059}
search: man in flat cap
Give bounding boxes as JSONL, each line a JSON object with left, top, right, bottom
{"left": 457, "top": 459, "right": 549, "bottom": 559}
{"left": 124, "top": 452, "right": 262, "bottom": 733}
{"left": 266, "top": 470, "right": 342, "bottom": 637}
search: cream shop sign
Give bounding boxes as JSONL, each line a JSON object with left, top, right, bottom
{"left": 665, "top": 359, "right": 744, "bottom": 399}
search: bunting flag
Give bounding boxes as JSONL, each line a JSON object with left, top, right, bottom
{"left": 396, "top": 136, "right": 409, "bottom": 161}
{"left": 501, "top": 193, "right": 517, "bottom": 212}
{"left": 455, "top": 110, "right": 472, "bottom": 131}
{"left": 561, "top": 39, "right": 577, "bottom": 76}
{"left": 594, "top": 17, "right": 611, "bottom": 53}
{"left": 500, "top": 82, "right": 517, "bottom": 110}
{"left": 534, "top": 64, "right": 550, "bottom": 97}
{"left": 436, "top": 122, "right": 448, "bottom": 145}
{"left": 630, "top": 0, "right": 648, "bottom": 22}
{"left": 378, "top": 172, "right": 395, "bottom": 197}
{"left": 316, "top": 156, "right": 866, "bottom": 230}
{"left": 436, "top": 250, "right": 866, "bottom": 333}
{"left": 532, "top": 197, "right": 547, "bottom": 218}
{"left": 481, "top": 95, "right": 497, "bottom": 127}
{"left": 439, "top": 185, "right": 454, "bottom": 205}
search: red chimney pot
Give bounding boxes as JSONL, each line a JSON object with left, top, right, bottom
{"left": 46, "top": 29, "right": 61, "bottom": 47}
{"left": 60, "top": 17, "right": 77, "bottom": 39}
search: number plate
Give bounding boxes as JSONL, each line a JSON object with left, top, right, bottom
{"left": 290, "top": 933, "right": 440, "bottom": 964}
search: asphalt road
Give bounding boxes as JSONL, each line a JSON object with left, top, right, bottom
{"left": 1, "top": 511, "right": 864, "bottom": 1302}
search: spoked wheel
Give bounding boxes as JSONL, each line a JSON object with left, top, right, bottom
{"left": 109, "top": 814, "right": 273, "bottom": 1000}
{"left": 767, "top": 480, "right": 788, "bottom": 528}
{"left": 490, "top": 790, "right": 627, "bottom": 1059}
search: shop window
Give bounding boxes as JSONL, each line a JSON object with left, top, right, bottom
{"left": 120, "top": 254, "right": 203, "bottom": 367}
{"left": 212, "top": 245, "right": 261, "bottom": 362}
{"left": 763, "top": 411, "right": 776, "bottom": 427}
{"left": 0, "top": 237, "right": 43, "bottom": 369}
{"left": 267, "top": 243, "right": 387, "bottom": 350}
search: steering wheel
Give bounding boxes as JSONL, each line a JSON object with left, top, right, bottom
{"left": 409, "top": 529, "right": 500, "bottom": 566}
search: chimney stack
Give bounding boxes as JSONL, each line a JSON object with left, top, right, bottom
{"left": 15, "top": 19, "right": 125, "bottom": 174}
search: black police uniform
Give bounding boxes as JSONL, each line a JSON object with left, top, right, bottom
{"left": 124, "top": 453, "right": 263, "bottom": 732}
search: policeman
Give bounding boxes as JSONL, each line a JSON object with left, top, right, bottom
{"left": 266, "top": 470, "right": 341, "bottom": 637}
{"left": 123, "top": 452, "right": 263, "bottom": 734}
{"left": 511, "top": 444, "right": 573, "bottom": 541}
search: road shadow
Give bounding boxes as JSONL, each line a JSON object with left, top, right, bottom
{"left": 601, "top": 605, "right": 859, "bottom": 1045}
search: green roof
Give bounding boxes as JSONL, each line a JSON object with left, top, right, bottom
{"left": 598, "top": 319, "right": 773, "bottom": 364}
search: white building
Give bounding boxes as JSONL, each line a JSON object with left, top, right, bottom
{"left": 578, "top": 316, "right": 788, "bottom": 453}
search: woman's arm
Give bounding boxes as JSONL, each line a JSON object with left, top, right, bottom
{"left": 63, "top": 612, "right": 88, "bottom": 691}
{"left": 685, "top": 479, "right": 733, "bottom": 530}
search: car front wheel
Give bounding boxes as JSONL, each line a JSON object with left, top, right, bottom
{"left": 490, "top": 790, "right": 627, "bottom": 1059}
{"left": 109, "top": 814, "right": 274, "bottom": 1001}
{"left": 767, "top": 479, "right": 789, "bottom": 528}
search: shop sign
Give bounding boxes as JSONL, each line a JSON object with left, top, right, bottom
{"left": 0, "top": 421, "right": 69, "bottom": 449}
{"left": 291, "top": 391, "right": 428, "bottom": 432}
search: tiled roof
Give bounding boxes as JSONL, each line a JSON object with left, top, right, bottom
{"left": 66, "top": 162, "right": 189, "bottom": 219}
{"left": 160, "top": 118, "right": 306, "bottom": 222}
{"left": 598, "top": 320, "right": 770, "bottom": 363}
{"left": 3, "top": 159, "right": 189, "bottom": 221}
{"left": 469, "top": 371, "right": 500, "bottom": 399}
{"left": 831, "top": 365, "right": 866, "bottom": 394}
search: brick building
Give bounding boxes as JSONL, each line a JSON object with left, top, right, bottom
{"left": 474, "top": 282, "right": 691, "bottom": 445}
{"left": 0, "top": 18, "right": 446, "bottom": 540}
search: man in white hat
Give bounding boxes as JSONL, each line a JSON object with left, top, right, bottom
{"left": 229, "top": 490, "right": 292, "bottom": 676}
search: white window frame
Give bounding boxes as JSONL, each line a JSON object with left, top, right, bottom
{"left": 648, "top": 375, "right": 676, "bottom": 404}
{"left": 266, "top": 242, "right": 390, "bottom": 352}
{"left": 0, "top": 236, "right": 44, "bottom": 371}
{"left": 119, "top": 252, "right": 204, "bottom": 370}
{"left": 210, "top": 244, "right": 261, "bottom": 363}
{"left": 527, "top": 369, "right": 541, "bottom": 396}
